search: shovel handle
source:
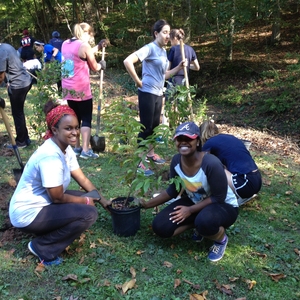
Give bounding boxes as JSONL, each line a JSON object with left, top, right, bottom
{"left": 179, "top": 40, "right": 194, "bottom": 121}
{"left": 180, "top": 40, "right": 189, "bottom": 88}
{"left": 96, "top": 47, "right": 105, "bottom": 136}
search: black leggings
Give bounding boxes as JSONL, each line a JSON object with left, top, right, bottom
{"left": 137, "top": 90, "right": 162, "bottom": 143}
{"left": 152, "top": 196, "right": 239, "bottom": 238}
{"left": 67, "top": 99, "right": 93, "bottom": 128}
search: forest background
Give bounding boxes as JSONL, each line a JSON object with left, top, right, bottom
{"left": 1, "top": 0, "right": 300, "bottom": 138}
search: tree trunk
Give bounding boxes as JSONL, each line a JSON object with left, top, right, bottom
{"left": 225, "top": 0, "right": 235, "bottom": 61}
{"left": 270, "top": 0, "right": 281, "bottom": 45}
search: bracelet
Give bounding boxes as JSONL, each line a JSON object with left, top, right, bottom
{"left": 86, "top": 197, "right": 90, "bottom": 205}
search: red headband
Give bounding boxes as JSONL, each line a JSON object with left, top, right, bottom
{"left": 44, "top": 105, "right": 77, "bottom": 140}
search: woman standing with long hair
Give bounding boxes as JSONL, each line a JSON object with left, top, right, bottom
{"left": 62, "top": 22, "right": 106, "bottom": 159}
{"left": 124, "top": 20, "right": 186, "bottom": 176}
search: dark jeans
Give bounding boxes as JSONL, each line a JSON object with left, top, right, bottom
{"left": 20, "top": 202, "right": 98, "bottom": 261}
{"left": 8, "top": 83, "right": 32, "bottom": 145}
{"left": 137, "top": 90, "right": 162, "bottom": 143}
{"left": 152, "top": 196, "right": 239, "bottom": 238}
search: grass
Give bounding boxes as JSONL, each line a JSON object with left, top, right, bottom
{"left": 0, "top": 70, "right": 300, "bottom": 300}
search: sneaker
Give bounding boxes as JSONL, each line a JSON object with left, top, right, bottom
{"left": 137, "top": 162, "right": 154, "bottom": 176}
{"left": 28, "top": 241, "right": 41, "bottom": 259}
{"left": 42, "top": 257, "right": 63, "bottom": 266}
{"left": 73, "top": 147, "right": 82, "bottom": 156}
{"left": 80, "top": 149, "right": 99, "bottom": 159}
{"left": 237, "top": 194, "right": 257, "bottom": 206}
{"left": 192, "top": 230, "right": 204, "bottom": 243}
{"left": 208, "top": 235, "right": 228, "bottom": 262}
{"left": 145, "top": 154, "right": 165, "bottom": 165}
{"left": 28, "top": 242, "right": 63, "bottom": 266}
{"left": 6, "top": 142, "right": 27, "bottom": 149}
{"left": 5, "top": 138, "right": 31, "bottom": 149}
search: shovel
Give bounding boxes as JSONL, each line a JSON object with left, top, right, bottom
{"left": 180, "top": 40, "right": 194, "bottom": 121}
{"left": 0, "top": 97, "right": 24, "bottom": 181}
{"left": 90, "top": 47, "right": 106, "bottom": 153}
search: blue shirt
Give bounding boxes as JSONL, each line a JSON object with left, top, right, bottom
{"left": 43, "top": 44, "right": 62, "bottom": 63}
{"left": 202, "top": 134, "right": 258, "bottom": 174}
{"left": 168, "top": 44, "right": 197, "bottom": 85}
{"left": 49, "top": 38, "right": 63, "bottom": 52}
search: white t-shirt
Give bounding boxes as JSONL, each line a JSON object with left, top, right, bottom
{"left": 23, "top": 58, "right": 42, "bottom": 70}
{"left": 9, "top": 139, "right": 80, "bottom": 228}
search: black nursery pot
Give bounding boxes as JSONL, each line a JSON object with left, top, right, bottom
{"left": 109, "top": 197, "right": 140, "bottom": 237}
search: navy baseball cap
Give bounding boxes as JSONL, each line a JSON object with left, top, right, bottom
{"left": 52, "top": 31, "right": 60, "bottom": 38}
{"left": 173, "top": 122, "right": 200, "bottom": 140}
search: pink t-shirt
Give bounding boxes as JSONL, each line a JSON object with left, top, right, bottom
{"left": 61, "top": 39, "right": 92, "bottom": 101}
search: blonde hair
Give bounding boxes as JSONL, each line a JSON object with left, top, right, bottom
{"left": 170, "top": 28, "right": 185, "bottom": 41}
{"left": 73, "top": 22, "right": 94, "bottom": 40}
{"left": 199, "top": 120, "right": 219, "bottom": 144}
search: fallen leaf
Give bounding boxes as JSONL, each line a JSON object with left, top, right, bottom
{"left": 269, "top": 273, "right": 286, "bottom": 282}
{"left": 103, "top": 279, "right": 111, "bottom": 286}
{"left": 174, "top": 278, "right": 181, "bottom": 288}
{"left": 189, "top": 290, "right": 208, "bottom": 300}
{"left": 163, "top": 261, "right": 173, "bottom": 268}
{"left": 62, "top": 274, "right": 78, "bottom": 281}
{"left": 130, "top": 266, "right": 136, "bottom": 278}
{"left": 122, "top": 278, "right": 136, "bottom": 294}
{"left": 190, "top": 293, "right": 205, "bottom": 300}
{"left": 183, "top": 278, "right": 201, "bottom": 289}
{"left": 97, "top": 239, "right": 111, "bottom": 246}
{"left": 34, "top": 262, "right": 45, "bottom": 275}
{"left": 78, "top": 233, "right": 86, "bottom": 245}
{"left": 228, "top": 277, "right": 240, "bottom": 282}
{"left": 263, "top": 179, "right": 271, "bottom": 186}
{"left": 220, "top": 284, "right": 234, "bottom": 295}
{"left": 252, "top": 251, "right": 267, "bottom": 258}
{"left": 242, "top": 278, "right": 257, "bottom": 289}
{"left": 79, "top": 256, "right": 84, "bottom": 264}
{"left": 90, "top": 242, "right": 96, "bottom": 248}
